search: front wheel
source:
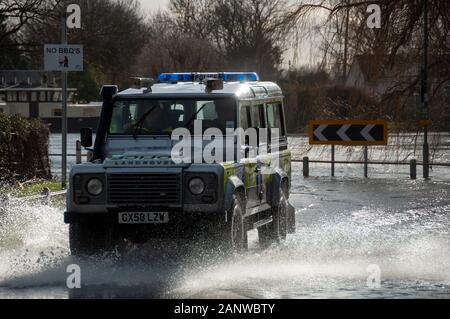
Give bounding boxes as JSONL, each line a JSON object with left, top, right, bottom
{"left": 69, "top": 223, "right": 116, "bottom": 256}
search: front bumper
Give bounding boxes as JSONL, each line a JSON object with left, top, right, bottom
{"left": 65, "top": 210, "right": 226, "bottom": 238}
{"left": 64, "top": 210, "right": 223, "bottom": 225}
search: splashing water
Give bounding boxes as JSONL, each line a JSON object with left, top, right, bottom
{"left": 174, "top": 177, "right": 450, "bottom": 299}
{"left": 0, "top": 175, "right": 449, "bottom": 299}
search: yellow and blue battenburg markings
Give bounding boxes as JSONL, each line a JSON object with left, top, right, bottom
{"left": 221, "top": 149, "right": 292, "bottom": 189}
{"left": 158, "top": 72, "right": 260, "bottom": 83}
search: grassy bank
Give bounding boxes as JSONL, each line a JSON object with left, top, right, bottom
{"left": 0, "top": 180, "right": 63, "bottom": 198}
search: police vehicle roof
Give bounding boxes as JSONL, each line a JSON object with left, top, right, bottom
{"left": 117, "top": 72, "right": 283, "bottom": 99}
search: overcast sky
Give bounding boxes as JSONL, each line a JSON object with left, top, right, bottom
{"left": 139, "top": 0, "right": 169, "bottom": 13}
{"left": 137, "top": 0, "right": 321, "bottom": 68}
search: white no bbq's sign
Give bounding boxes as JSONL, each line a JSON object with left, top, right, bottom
{"left": 44, "top": 44, "right": 83, "bottom": 72}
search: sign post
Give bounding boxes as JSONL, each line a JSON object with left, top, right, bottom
{"left": 421, "top": 0, "right": 430, "bottom": 179}
{"left": 61, "top": 17, "right": 68, "bottom": 189}
{"left": 44, "top": 25, "right": 83, "bottom": 188}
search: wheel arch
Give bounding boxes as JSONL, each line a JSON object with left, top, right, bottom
{"left": 270, "top": 168, "right": 290, "bottom": 206}
{"left": 223, "top": 175, "right": 246, "bottom": 222}
{"left": 270, "top": 169, "right": 296, "bottom": 234}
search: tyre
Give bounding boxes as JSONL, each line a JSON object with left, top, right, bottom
{"left": 275, "top": 191, "right": 288, "bottom": 241}
{"left": 69, "top": 223, "right": 116, "bottom": 256}
{"left": 258, "top": 189, "right": 288, "bottom": 247}
{"left": 257, "top": 224, "right": 273, "bottom": 248}
{"left": 287, "top": 202, "right": 296, "bottom": 234}
{"left": 218, "top": 194, "right": 248, "bottom": 253}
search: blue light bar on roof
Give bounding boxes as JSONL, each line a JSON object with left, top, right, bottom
{"left": 158, "top": 73, "right": 193, "bottom": 82}
{"left": 158, "top": 72, "right": 260, "bottom": 83}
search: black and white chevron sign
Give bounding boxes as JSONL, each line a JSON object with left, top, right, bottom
{"left": 309, "top": 120, "right": 388, "bottom": 145}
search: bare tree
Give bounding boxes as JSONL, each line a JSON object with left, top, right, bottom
{"left": 22, "top": 0, "right": 147, "bottom": 90}
{"left": 169, "top": 0, "right": 214, "bottom": 37}
{"left": 0, "top": 0, "right": 61, "bottom": 68}
{"left": 288, "top": 0, "right": 450, "bottom": 127}
{"left": 169, "top": 0, "right": 294, "bottom": 79}
{"left": 135, "top": 11, "right": 223, "bottom": 76}
{"left": 0, "top": 0, "right": 60, "bottom": 43}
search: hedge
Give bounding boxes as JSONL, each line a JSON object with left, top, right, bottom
{"left": 0, "top": 113, "right": 52, "bottom": 183}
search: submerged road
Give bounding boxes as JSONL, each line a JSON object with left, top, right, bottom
{"left": 0, "top": 171, "right": 449, "bottom": 299}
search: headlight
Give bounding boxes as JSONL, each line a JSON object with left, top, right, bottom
{"left": 86, "top": 178, "right": 103, "bottom": 196}
{"left": 189, "top": 177, "right": 205, "bottom": 195}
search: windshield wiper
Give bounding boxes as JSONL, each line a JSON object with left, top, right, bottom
{"left": 184, "top": 104, "right": 207, "bottom": 130}
{"left": 132, "top": 105, "right": 158, "bottom": 139}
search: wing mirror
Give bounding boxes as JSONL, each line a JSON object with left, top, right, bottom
{"left": 80, "top": 127, "right": 93, "bottom": 148}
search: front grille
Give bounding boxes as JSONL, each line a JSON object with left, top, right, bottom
{"left": 107, "top": 173, "right": 181, "bottom": 207}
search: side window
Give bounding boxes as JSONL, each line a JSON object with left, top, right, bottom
{"left": 52, "top": 92, "right": 61, "bottom": 102}
{"left": 239, "top": 105, "right": 250, "bottom": 130}
{"left": 110, "top": 102, "right": 139, "bottom": 134}
{"left": 250, "top": 105, "right": 262, "bottom": 128}
{"left": 266, "top": 103, "right": 285, "bottom": 137}
{"left": 19, "top": 92, "right": 28, "bottom": 102}
{"left": 7, "top": 91, "right": 16, "bottom": 102}
{"left": 258, "top": 104, "right": 266, "bottom": 128}
{"left": 128, "top": 104, "right": 138, "bottom": 122}
{"left": 266, "top": 104, "right": 275, "bottom": 128}
{"left": 196, "top": 100, "right": 236, "bottom": 132}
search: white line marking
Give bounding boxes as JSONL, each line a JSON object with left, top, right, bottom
{"left": 337, "top": 125, "right": 351, "bottom": 141}
{"left": 314, "top": 125, "right": 328, "bottom": 141}
{"left": 361, "top": 125, "right": 376, "bottom": 141}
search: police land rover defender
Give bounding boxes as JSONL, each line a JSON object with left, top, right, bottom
{"left": 65, "top": 72, "right": 295, "bottom": 255}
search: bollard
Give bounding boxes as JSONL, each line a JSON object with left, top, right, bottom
{"left": 410, "top": 159, "right": 417, "bottom": 180}
{"left": 303, "top": 157, "right": 309, "bottom": 177}
{"left": 363, "top": 146, "right": 368, "bottom": 178}
{"left": 331, "top": 145, "right": 335, "bottom": 177}
{"left": 423, "top": 130, "right": 430, "bottom": 179}
{"left": 76, "top": 140, "right": 82, "bottom": 164}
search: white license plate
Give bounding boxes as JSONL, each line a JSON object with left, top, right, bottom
{"left": 118, "top": 212, "right": 169, "bottom": 224}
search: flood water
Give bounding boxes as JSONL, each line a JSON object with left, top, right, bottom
{"left": 0, "top": 135, "right": 449, "bottom": 299}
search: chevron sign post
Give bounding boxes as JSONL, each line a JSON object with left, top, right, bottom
{"left": 309, "top": 120, "right": 388, "bottom": 146}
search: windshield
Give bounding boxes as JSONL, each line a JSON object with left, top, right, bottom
{"left": 109, "top": 98, "right": 237, "bottom": 136}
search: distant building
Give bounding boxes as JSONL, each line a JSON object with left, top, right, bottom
{"left": 0, "top": 70, "right": 101, "bottom": 133}
{"left": 345, "top": 55, "right": 450, "bottom": 122}
{"left": 345, "top": 55, "right": 422, "bottom": 100}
